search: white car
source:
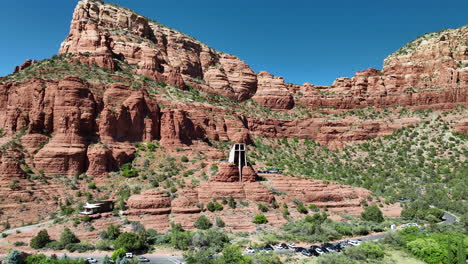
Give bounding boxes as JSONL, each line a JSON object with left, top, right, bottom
{"left": 86, "top": 258, "right": 98, "bottom": 263}
{"left": 315, "top": 247, "right": 325, "bottom": 255}
{"left": 245, "top": 247, "right": 256, "bottom": 254}
{"left": 126, "top": 252, "right": 134, "bottom": 258}
{"left": 287, "top": 243, "right": 296, "bottom": 248}
{"left": 274, "top": 244, "right": 283, "bottom": 250}
{"left": 348, "top": 240, "right": 361, "bottom": 246}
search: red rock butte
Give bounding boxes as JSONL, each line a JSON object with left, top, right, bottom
{"left": 0, "top": 0, "right": 466, "bottom": 231}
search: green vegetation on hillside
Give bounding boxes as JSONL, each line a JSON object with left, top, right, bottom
{"left": 251, "top": 109, "right": 468, "bottom": 216}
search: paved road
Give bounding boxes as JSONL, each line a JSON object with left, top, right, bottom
{"left": 0, "top": 219, "right": 56, "bottom": 236}
{"left": 438, "top": 211, "right": 459, "bottom": 225}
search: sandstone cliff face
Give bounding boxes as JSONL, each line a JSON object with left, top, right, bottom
{"left": 252, "top": 71, "right": 295, "bottom": 109}
{"left": 59, "top": 0, "right": 257, "bottom": 101}
{"left": 295, "top": 26, "right": 467, "bottom": 109}
{"left": 0, "top": 1, "right": 466, "bottom": 228}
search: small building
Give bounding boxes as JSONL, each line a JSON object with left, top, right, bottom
{"left": 80, "top": 200, "right": 114, "bottom": 215}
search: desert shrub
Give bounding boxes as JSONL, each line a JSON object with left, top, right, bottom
{"left": 60, "top": 227, "right": 79, "bottom": 247}
{"left": 30, "top": 229, "right": 51, "bottom": 249}
{"left": 95, "top": 239, "right": 112, "bottom": 250}
{"left": 317, "top": 253, "right": 357, "bottom": 264}
{"left": 191, "top": 229, "right": 230, "bottom": 252}
{"left": 113, "top": 232, "right": 144, "bottom": 252}
{"left": 194, "top": 215, "right": 212, "bottom": 230}
{"left": 65, "top": 242, "right": 95, "bottom": 253}
{"left": 360, "top": 205, "right": 384, "bottom": 222}
{"left": 309, "top": 204, "right": 319, "bottom": 212}
{"left": 344, "top": 242, "right": 384, "bottom": 261}
{"left": 257, "top": 203, "right": 269, "bottom": 212}
{"left": 251, "top": 252, "right": 283, "bottom": 264}
{"left": 181, "top": 156, "right": 189, "bottom": 162}
{"left": 216, "top": 244, "right": 252, "bottom": 264}
{"left": 120, "top": 163, "right": 138, "bottom": 178}
{"left": 216, "top": 217, "right": 226, "bottom": 228}
{"left": 99, "top": 224, "right": 121, "bottom": 240}
{"left": 228, "top": 196, "right": 236, "bottom": 209}
{"left": 214, "top": 202, "right": 224, "bottom": 211}
{"left": 206, "top": 202, "right": 216, "bottom": 212}
{"left": 296, "top": 203, "right": 308, "bottom": 214}
{"left": 170, "top": 229, "right": 194, "bottom": 250}
{"left": 253, "top": 214, "right": 268, "bottom": 224}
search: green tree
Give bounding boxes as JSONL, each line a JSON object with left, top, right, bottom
{"left": 4, "top": 250, "right": 23, "bottom": 264}
{"left": 216, "top": 244, "right": 252, "bottom": 264}
{"left": 102, "top": 256, "right": 114, "bottom": 264}
{"left": 253, "top": 214, "right": 268, "bottom": 224}
{"left": 100, "top": 224, "right": 121, "bottom": 240}
{"left": 60, "top": 227, "right": 79, "bottom": 247}
{"left": 113, "top": 232, "right": 144, "bottom": 252}
{"left": 457, "top": 239, "right": 466, "bottom": 264}
{"left": 194, "top": 215, "right": 213, "bottom": 230}
{"left": 30, "top": 229, "right": 51, "bottom": 249}
{"left": 344, "top": 242, "right": 384, "bottom": 261}
{"left": 407, "top": 238, "right": 445, "bottom": 264}
{"left": 360, "top": 205, "right": 384, "bottom": 222}
{"left": 111, "top": 248, "right": 127, "bottom": 261}
{"left": 185, "top": 250, "right": 215, "bottom": 264}
{"left": 170, "top": 230, "right": 193, "bottom": 250}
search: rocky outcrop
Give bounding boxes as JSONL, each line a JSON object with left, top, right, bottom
{"left": 86, "top": 144, "right": 112, "bottom": 177}
{"left": 252, "top": 71, "right": 295, "bottom": 109}
{"left": 13, "top": 59, "right": 36, "bottom": 73}
{"left": 126, "top": 190, "right": 171, "bottom": 215}
{"left": 59, "top": 0, "right": 257, "bottom": 101}
{"left": 33, "top": 77, "right": 94, "bottom": 176}
{"left": 296, "top": 26, "right": 468, "bottom": 109}
{"left": 241, "top": 166, "right": 257, "bottom": 182}
{"left": 211, "top": 162, "right": 240, "bottom": 182}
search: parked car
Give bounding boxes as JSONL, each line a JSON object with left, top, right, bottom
{"left": 301, "top": 249, "right": 313, "bottom": 257}
{"left": 245, "top": 247, "right": 256, "bottom": 254}
{"left": 137, "top": 256, "right": 150, "bottom": 262}
{"left": 348, "top": 240, "right": 361, "bottom": 246}
{"left": 337, "top": 242, "right": 348, "bottom": 250}
{"left": 310, "top": 245, "right": 325, "bottom": 255}
{"left": 287, "top": 243, "right": 296, "bottom": 248}
{"left": 85, "top": 258, "right": 98, "bottom": 263}
{"left": 264, "top": 244, "right": 274, "bottom": 251}
{"left": 280, "top": 243, "right": 289, "bottom": 249}
{"left": 125, "top": 252, "right": 134, "bottom": 258}
{"left": 294, "top": 246, "right": 305, "bottom": 252}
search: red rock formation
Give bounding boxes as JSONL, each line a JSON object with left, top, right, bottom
{"left": 252, "top": 71, "right": 295, "bottom": 109}
{"left": 230, "top": 128, "right": 253, "bottom": 145}
{"left": 33, "top": 76, "right": 94, "bottom": 176}
{"left": 211, "top": 162, "right": 240, "bottom": 182}
{"left": 296, "top": 26, "right": 467, "bottom": 109}
{"left": 59, "top": 0, "right": 257, "bottom": 101}
{"left": 126, "top": 190, "right": 171, "bottom": 215}
{"left": 86, "top": 144, "right": 112, "bottom": 177}
{"left": 241, "top": 166, "right": 257, "bottom": 182}
{"left": 13, "top": 59, "right": 36, "bottom": 73}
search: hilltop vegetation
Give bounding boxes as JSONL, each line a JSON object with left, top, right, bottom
{"left": 251, "top": 107, "right": 468, "bottom": 216}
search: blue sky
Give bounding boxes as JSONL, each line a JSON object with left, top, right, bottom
{"left": 1, "top": 0, "right": 466, "bottom": 85}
